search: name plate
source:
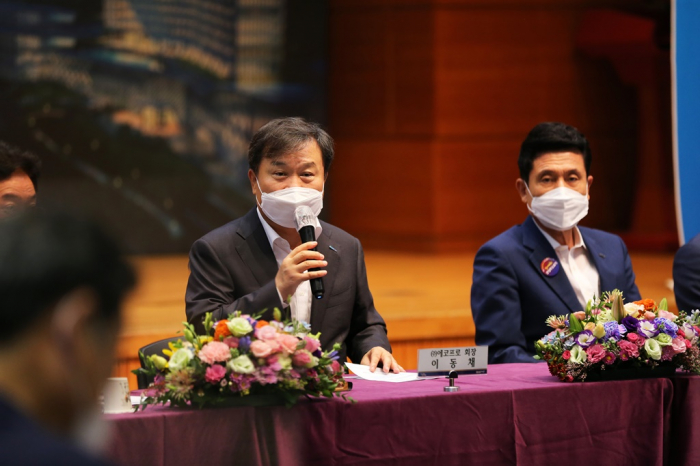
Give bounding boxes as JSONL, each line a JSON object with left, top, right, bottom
{"left": 417, "top": 346, "right": 488, "bottom": 376}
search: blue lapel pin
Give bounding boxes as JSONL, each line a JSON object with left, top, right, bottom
{"left": 540, "top": 257, "right": 560, "bottom": 277}
{"left": 329, "top": 245, "right": 337, "bottom": 252}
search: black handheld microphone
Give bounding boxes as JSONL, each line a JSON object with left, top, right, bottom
{"left": 294, "top": 205, "right": 324, "bottom": 299}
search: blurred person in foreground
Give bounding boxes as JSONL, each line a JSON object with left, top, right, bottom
{"left": 471, "top": 122, "right": 641, "bottom": 364}
{"left": 0, "top": 141, "right": 41, "bottom": 218}
{"left": 186, "top": 117, "right": 401, "bottom": 373}
{"left": 0, "top": 212, "right": 135, "bottom": 465}
{"left": 674, "top": 233, "right": 700, "bottom": 313}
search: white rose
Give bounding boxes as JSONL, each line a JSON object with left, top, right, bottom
{"left": 227, "top": 355, "right": 255, "bottom": 374}
{"left": 227, "top": 317, "right": 253, "bottom": 337}
{"left": 168, "top": 348, "right": 193, "bottom": 371}
{"left": 624, "top": 302, "right": 644, "bottom": 316}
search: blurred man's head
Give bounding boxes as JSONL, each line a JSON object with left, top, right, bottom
{"left": 0, "top": 142, "right": 41, "bottom": 218}
{"left": 0, "top": 212, "right": 134, "bottom": 442}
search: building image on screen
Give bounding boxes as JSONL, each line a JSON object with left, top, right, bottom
{"left": 0, "top": 0, "right": 327, "bottom": 253}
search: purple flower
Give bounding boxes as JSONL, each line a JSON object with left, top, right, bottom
{"left": 603, "top": 321, "right": 622, "bottom": 341}
{"left": 238, "top": 336, "right": 251, "bottom": 354}
{"left": 622, "top": 315, "right": 640, "bottom": 332}
{"left": 654, "top": 317, "right": 678, "bottom": 338}
{"left": 576, "top": 330, "right": 596, "bottom": 348}
{"left": 639, "top": 321, "right": 659, "bottom": 338}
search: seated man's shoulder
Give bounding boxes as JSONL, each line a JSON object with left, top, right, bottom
{"left": 680, "top": 233, "right": 700, "bottom": 253}
{"left": 195, "top": 212, "right": 255, "bottom": 248}
{"left": 0, "top": 406, "right": 112, "bottom": 466}
{"left": 477, "top": 224, "right": 526, "bottom": 255}
{"left": 318, "top": 220, "right": 360, "bottom": 247}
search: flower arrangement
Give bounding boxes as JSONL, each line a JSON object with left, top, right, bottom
{"left": 535, "top": 290, "right": 700, "bottom": 382}
{"left": 134, "top": 310, "right": 351, "bottom": 408}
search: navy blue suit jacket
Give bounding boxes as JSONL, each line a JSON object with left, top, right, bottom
{"left": 471, "top": 216, "right": 641, "bottom": 364}
{"left": 0, "top": 396, "right": 113, "bottom": 466}
{"left": 673, "top": 233, "right": 700, "bottom": 313}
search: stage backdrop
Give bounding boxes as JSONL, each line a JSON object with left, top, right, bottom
{"left": 673, "top": 0, "right": 700, "bottom": 245}
{"left": 0, "top": 0, "right": 327, "bottom": 253}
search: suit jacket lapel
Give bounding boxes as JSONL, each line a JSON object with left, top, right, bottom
{"left": 522, "top": 216, "right": 582, "bottom": 312}
{"left": 579, "top": 228, "right": 609, "bottom": 293}
{"left": 234, "top": 209, "right": 279, "bottom": 287}
{"left": 310, "top": 225, "right": 340, "bottom": 333}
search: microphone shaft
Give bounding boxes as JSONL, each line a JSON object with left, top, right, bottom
{"left": 299, "top": 225, "right": 324, "bottom": 299}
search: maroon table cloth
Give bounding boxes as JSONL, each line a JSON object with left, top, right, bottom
{"left": 105, "top": 363, "right": 700, "bottom": 466}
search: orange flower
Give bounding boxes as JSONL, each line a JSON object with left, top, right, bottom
{"left": 256, "top": 320, "right": 269, "bottom": 329}
{"left": 213, "top": 320, "right": 232, "bottom": 341}
{"left": 633, "top": 299, "right": 657, "bottom": 311}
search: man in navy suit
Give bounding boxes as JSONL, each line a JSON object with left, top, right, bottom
{"left": 471, "top": 122, "right": 641, "bottom": 364}
{"left": 186, "top": 117, "right": 402, "bottom": 373}
{"left": 0, "top": 212, "right": 135, "bottom": 465}
{"left": 674, "top": 233, "right": 700, "bottom": 312}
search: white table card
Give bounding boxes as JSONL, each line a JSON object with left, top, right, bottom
{"left": 417, "top": 346, "right": 488, "bottom": 376}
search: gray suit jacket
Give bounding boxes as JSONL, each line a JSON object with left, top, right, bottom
{"left": 185, "top": 208, "right": 391, "bottom": 363}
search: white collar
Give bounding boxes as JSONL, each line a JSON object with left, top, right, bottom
{"left": 256, "top": 208, "right": 323, "bottom": 248}
{"left": 533, "top": 219, "right": 587, "bottom": 251}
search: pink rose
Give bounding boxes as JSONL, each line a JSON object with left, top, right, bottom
{"left": 644, "top": 311, "right": 656, "bottom": 321}
{"left": 197, "top": 341, "right": 232, "bottom": 365}
{"left": 586, "top": 344, "right": 606, "bottom": 363}
{"left": 672, "top": 337, "right": 687, "bottom": 354}
{"left": 686, "top": 339, "right": 693, "bottom": 349}
{"left": 292, "top": 350, "right": 314, "bottom": 368}
{"left": 636, "top": 335, "right": 646, "bottom": 347}
{"left": 572, "top": 311, "right": 586, "bottom": 321}
{"left": 659, "top": 310, "right": 678, "bottom": 322}
{"left": 205, "top": 364, "right": 226, "bottom": 383}
{"left": 618, "top": 340, "right": 639, "bottom": 359}
{"left": 331, "top": 360, "right": 342, "bottom": 373}
{"left": 304, "top": 335, "right": 322, "bottom": 353}
{"left": 250, "top": 340, "right": 273, "bottom": 358}
{"left": 562, "top": 350, "right": 571, "bottom": 360}
{"left": 627, "top": 333, "right": 639, "bottom": 343}
{"left": 278, "top": 334, "right": 301, "bottom": 354}
{"left": 256, "top": 325, "right": 278, "bottom": 340}
{"left": 223, "top": 337, "right": 239, "bottom": 348}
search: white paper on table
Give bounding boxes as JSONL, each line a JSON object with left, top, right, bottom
{"left": 131, "top": 395, "right": 143, "bottom": 405}
{"left": 345, "top": 363, "right": 424, "bottom": 383}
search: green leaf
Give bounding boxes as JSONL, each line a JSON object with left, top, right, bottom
{"left": 568, "top": 313, "right": 584, "bottom": 333}
{"left": 659, "top": 298, "right": 668, "bottom": 312}
{"left": 273, "top": 307, "right": 282, "bottom": 322}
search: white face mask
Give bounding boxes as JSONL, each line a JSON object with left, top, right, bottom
{"left": 256, "top": 179, "right": 323, "bottom": 229}
{"left": 526, "top": 184, "right": 589, "bottom": 231}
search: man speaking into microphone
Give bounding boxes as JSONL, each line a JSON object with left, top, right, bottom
{"left": 186, "top": 117, "right": 401, "bottom": 372}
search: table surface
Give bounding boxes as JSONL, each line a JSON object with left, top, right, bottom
{"left": 106, "top": 363, "right": 700, "bottom": 466}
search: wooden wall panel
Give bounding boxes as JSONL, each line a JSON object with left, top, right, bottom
{"left": 329, "top": 0, "right": 655, "bottom": 251}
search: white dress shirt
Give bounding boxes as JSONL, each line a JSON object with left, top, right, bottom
{"left": 256, "top": 208, "right": 322, "bottom": 324}
{"left": 535, "top": 223, "right": 600, "bottom": 310}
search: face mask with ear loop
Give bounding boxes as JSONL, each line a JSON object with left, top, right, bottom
{"left": 51, "top": 295, "right": 113, "bottom": 456}
{"left": 525, "top": 183, "right": 589, "bottom": 232}
{"left": 255, "top": 178, "right": 324, "bottom": 229}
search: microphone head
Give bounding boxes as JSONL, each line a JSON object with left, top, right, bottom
{"left": 294, "top": 205, "right": 316, "bottom": 230}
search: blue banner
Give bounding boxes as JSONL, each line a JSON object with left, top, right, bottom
{"left": 673, "top": 0, "right": 700, "bottom": 244}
